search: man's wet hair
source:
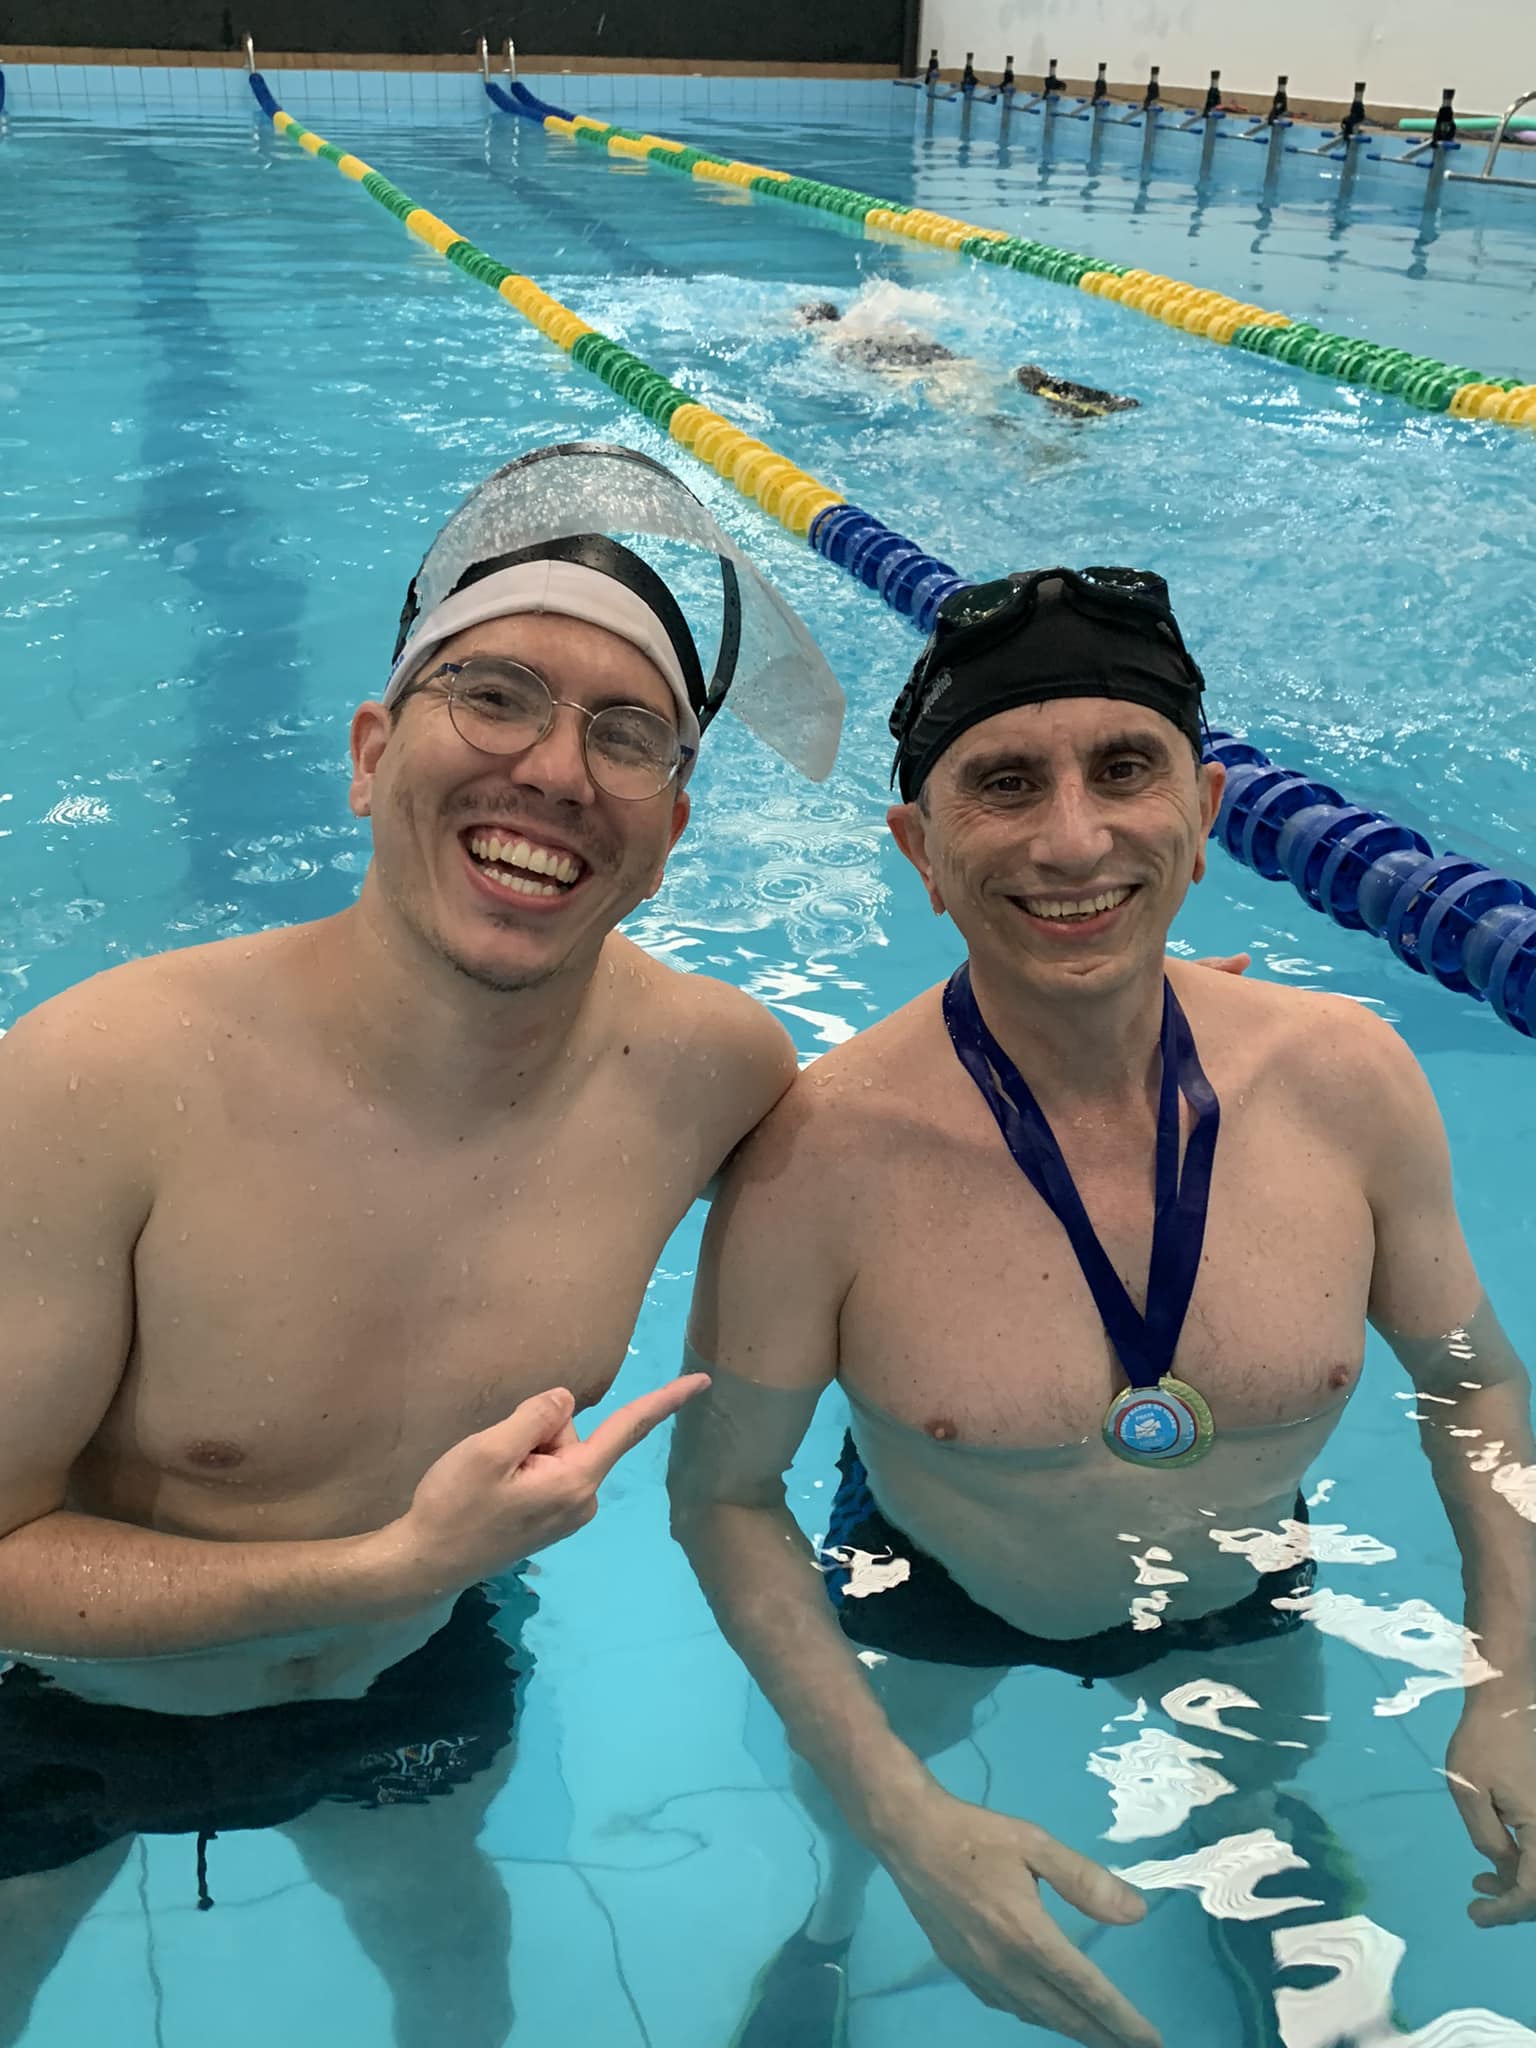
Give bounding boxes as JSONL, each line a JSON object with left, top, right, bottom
{"left": 796, "top": 301, "right": 843, "bottom": 325}
{"left": 1015, "top": 365, "right": 1140, "bottom": 418}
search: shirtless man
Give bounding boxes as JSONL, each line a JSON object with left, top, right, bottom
{"left": 0, "top": 443, "right": 843, "bottom": 2046}
{"left": 671, "top": 567, "right": 1536, "bottom": 2046}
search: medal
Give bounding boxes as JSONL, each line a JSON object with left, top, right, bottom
{"left": 943, "top": 965, "right": 1220, "bottom": 1468}
{"left": 1102, "top": 1376, "right": 1215, "bottom": 1467}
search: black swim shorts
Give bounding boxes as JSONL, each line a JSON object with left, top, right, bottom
{"left": 822, "top": 1435, "right": 1315, "bottom": 1680}
{"left": 0, "top": 1580, "right": 532, "bottom": 1903}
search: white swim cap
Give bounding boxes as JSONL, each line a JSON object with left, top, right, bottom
{"left": 387, "top": 442, "right": 846, "bottom": 783}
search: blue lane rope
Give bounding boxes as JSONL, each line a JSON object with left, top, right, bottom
{"left": 491, "top": 79, "right": 573, "bottom": 123}
{"left": 266, "top": 75, "right": 1536, "bottom": 1039}
{"left": 1203, "top": 733, "right": 1536, "bottom": 1035}
{"left": 800, "top": 514, "right": 1535, "bottom": 1036}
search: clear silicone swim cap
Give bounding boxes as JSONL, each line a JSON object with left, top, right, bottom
{"left": 387, "top": 442, "right": 846, "bottom": 784}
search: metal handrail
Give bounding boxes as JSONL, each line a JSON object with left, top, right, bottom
{"left": 478, "top": 35, "right": 488, "bottom": 79}
{"left": 1480, "top": 86, "right": 1536, "bottom": 178}
{"left": 244, "top": 32, "right": 256, "bottom": 72}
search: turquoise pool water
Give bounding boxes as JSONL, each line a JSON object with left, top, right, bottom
{"left": 2, "top": 73, "right": 1534, "bottom": 2046}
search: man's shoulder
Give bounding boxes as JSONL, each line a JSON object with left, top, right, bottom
{"left": 1, "top": 929, "right": 307, "bottom": 1088}
{"left": 614, "top": 937, "right": 792, "bottom": 1064}
{"left": 1174, "top": 964, "right": 1421, "bottom": 1123}
{"left": 729, "top": 984, "right": 948, "bottom": 1173}
{"left": 607, "top": 937, "right": 798, "bottom": 1143}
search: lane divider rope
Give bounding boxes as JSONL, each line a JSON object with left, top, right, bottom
{"left": 250, "top": 76, "right": 1536, "bottom": 1037}
{"left": 248, "top": 70, "right": 966, "bottom": 636}
{"left": 493, "top": 78, "right": 1536, "bottom": 431}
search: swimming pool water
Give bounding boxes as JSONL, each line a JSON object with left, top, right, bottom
{"left": 2, "top": 77, "right": 1534, "bottom": 2047}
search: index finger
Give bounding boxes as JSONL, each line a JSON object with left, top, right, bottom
{"left": 577, "top": 1374, "right": 711, "bottom": 1482}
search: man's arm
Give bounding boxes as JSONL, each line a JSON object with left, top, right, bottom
{"left": 1359, "top": 1013, "right": 1535, "bottom": 1678}
{"left": 0, "top": 993, "right": 691, "bottom": 1660}
{"left": 671, "top": 1084, "right": 1159, "bottom": 2048}
{"left": 670, "top": 1091, "right": 931, "bottom": 1837}
{"left": 1356, "top": 1007, "right": 1536, "bottom": 1923}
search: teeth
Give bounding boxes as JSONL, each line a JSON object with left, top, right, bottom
{"left": 1024, "top": 887, "right": 1132, "bottom": 922}
{"left": 468, "top": 834, "right": 582, "bottom": 886}
{"left": 479, "top": 866, "right": 563, "bottom": 899}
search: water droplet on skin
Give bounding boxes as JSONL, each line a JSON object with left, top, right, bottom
{"left": 174, "top": 1095, "right": 185, "bottom": 1113}
{"left": 206, "top": 1048, "right": 216, "bottom": 1062}
{"left": 179, "top": 1014, "right": 191, "bottom": 1029}
{"left": 179, "top": 1231, "right": 189, "bottom": 1243}
{"left": 67, "top": 1073, "right": 80, "bottom": 1092}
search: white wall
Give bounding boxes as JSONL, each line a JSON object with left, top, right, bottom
{"left": 919, "top": 0, "right": 1536, "bottom": 116}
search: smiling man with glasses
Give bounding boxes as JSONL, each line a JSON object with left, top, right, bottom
{"left": 0, "top": 443, "right": 843, "bottom": 2047}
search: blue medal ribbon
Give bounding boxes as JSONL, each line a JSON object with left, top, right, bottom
{"left": 942, "top": 964, "right": 1220, "bottom": 1464}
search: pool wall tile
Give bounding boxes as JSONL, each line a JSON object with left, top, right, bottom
{"left": 0, "top": 62, "right": 890, "bottom": 128}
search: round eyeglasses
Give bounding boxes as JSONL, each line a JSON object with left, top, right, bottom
{"left": 406, "top": 657, "right": 693, "bottom": 801}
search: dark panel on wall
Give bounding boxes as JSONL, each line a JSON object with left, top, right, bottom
{"left": 9, "top": 0, "right": 907, "bottom": 60}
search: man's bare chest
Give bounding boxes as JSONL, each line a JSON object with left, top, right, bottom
{"left": 841, "top": 1109, "right": 1374, "bottom": 1449}
{"left": 81, "top": 1091, "right": 696, "bottom": 1532}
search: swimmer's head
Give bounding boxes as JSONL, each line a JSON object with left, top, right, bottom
{"left": 347, "top": 443, "right": 843, "bottom": 994}
{"left": 884, "top": 570, "right": 1223, "bottom": 995}
{"left": 354, "top": 602, "right": 692, "bottom": 997}
{"left": 794, "top": 300, "right": 843, "bottom": 325}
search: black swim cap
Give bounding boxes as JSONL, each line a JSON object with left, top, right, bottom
{"left": 889, "top": 568, "right": 1207, "bottom": 802}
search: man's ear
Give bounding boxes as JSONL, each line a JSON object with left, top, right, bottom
{"left": 887, "top": 799, "right": 946, "bottom": 916}
{"left": 1191, "top": 758, "right": 1225, "bottom": 885}
{"left": 349, "top": 702, "right": 391, "bottom": 818}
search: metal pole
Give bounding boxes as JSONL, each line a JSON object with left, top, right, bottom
{"left": 478, "top": 36, "right": 489, "bottom": 80}
{"left": 1199, "top": 112, "right": 1219, "bottom": 178}
{"left": 1423, "top": 141, "right": 1452, "bottom": 210}
{"left": 244, "top": 32, "right": 256, "bottom": 72}
{"left": 1140, "top": 103, "right": 1159, "bottom": 172}
{"left": 1264, "top": 118, "right": 1287, "bottom": 185}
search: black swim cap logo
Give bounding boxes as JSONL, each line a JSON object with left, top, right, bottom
{"left": 921, "top": 670, "right": 954, "bottom": 716}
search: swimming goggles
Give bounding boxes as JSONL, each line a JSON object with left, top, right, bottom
{"left": 890, "top": 565, "right": 1208, "bottom": 760}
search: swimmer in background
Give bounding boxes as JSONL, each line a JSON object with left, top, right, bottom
{"left": 795, "top": 300, "right": 1140, "bottom": 420}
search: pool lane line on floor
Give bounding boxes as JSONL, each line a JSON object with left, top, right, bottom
{"left": 248, "top": 78, "right": 1536, "bottom": 1038}
{"left": 490, "top": 78, "right": 1536, "bottom": 433}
